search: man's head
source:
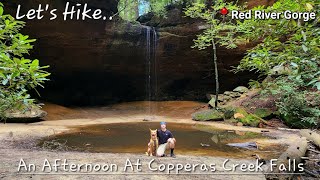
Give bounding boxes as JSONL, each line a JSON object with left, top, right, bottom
{"left": 160, "top": 121, "right": 167, "bottom": 130}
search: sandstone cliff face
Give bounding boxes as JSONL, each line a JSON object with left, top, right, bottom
{"left": 3, "top": 1, "right": 269, "bottom": 105}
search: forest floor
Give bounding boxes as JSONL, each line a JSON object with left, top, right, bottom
{"left": 0, "top": 101, "right": 315, "bottom": 179}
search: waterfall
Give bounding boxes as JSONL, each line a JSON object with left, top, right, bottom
{"left": 152, "top": 27, "right": 158, "bottom": 101}
{"left": 144, "top": 26, "right": 157, "bottom": 119}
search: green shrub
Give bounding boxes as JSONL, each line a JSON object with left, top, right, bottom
{"left": 185, "top": 0, "right": 319, "bottom": 128}
{"left": 264, "top": 78, "right": 320, "bottom": 128}
{"left": 0, "top": 3, "right": 50, "bottom": 120}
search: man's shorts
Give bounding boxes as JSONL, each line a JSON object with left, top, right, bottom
{"left": 157, "top": 143, "right": 169, "bottom": 156}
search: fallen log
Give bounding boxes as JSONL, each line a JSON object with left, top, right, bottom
{"left": 265, "top": 137, "right": 308, "bottom": 180}
{"left": 304, "top": 169, "right": 320, "bottom": 178}
{"left": 300, "top": 129, "right": 320, "bottom": 148}
{"left": 308, "top": 148, "right": 320, "bottom": 154}
{"left": 301, "top": 157, "right": 320, "bottom": 161}
{"left": 277, "top": 127, "right": 300, "bottom": 132}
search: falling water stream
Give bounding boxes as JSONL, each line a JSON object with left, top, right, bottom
{"left": 145, "top": 26, "right": 157, "bottom": 119}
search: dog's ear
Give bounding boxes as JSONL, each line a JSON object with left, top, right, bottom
{"left": 149, "top": 128, "right": 152, "bottom": 132}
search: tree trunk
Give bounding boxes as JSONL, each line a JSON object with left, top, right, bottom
{"left": 300, "top": 129, "right": 320, "bottom": 148}
{"left": 134, "top": 0, "right": 139, "bottom": 19}
{"left": 266, "top": 137, "right": 308, "bottom": 180}
{"left": 212, "top": 39, "right": 219, "bottom": 109}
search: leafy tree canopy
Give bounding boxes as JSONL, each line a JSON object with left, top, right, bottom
{"left": 0, "top": 3, "right": 50, "bottom": 119}
{"left": 118, "top": 0, "right": 206, "bottom": 21}
{"left": 185, "top": 0, "right": 319, "bottom": 128}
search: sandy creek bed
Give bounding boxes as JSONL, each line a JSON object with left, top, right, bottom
{"left": 0, "top": 101, "right": 301, "bottom": 179}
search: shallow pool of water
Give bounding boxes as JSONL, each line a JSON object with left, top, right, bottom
{"left": 39, "top": 122, "right": 285, "bottom": 159}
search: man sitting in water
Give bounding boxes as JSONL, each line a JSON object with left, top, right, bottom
{"left": 156, "top": 121, "right": 176, "bottom": 158}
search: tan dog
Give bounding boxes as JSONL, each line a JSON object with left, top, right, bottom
{"left": 146, "top": 129, "right": 159, "bottom": 156}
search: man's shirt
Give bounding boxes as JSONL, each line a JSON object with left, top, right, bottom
{"left": 157, "top": 129, "right": 173, "bottom": 144}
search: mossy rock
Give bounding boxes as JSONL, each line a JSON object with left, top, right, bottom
{"left": 254, "top": 108, "right": 273, "bottom": 119}
{"left": 237, "top": 114, "right": 261, "bottom": 127}
{"left": 208, "top": 97, "right": 216, "bottom": 107}
{"left": 234, "top": 107, "right": 249, "bottom": 116}
{"left": 208, "top": 95, "right": 233, "bottom": 107}
{"left": 223, "top": 95, "right": 232, "bottom": 101}
{"left": 4, "top": 106, "right": 47, "bottom": 123}
{"left": 224, "top": 91, "right": 232, "bottom": 96}
{"left": 233, "top": 108, "right": 260, "bottom": 127}
{"left": 229, "top": 92, "right": 241, "bottom": 98}
{"left": 218, "top": 95, "right": 225, "bottom": 102}
{"left": 233, "top": 86, "right": 249, "bottom": 93}
{"left": 192, "top": 110, "right": 224, "bottom": 121}
{"left": 221, "top": 107, "right": 236, "bottom": 119}
{"left": 270, "top": 64, "right": 292, "bottom": 76}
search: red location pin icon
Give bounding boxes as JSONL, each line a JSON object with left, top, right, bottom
{"left": 220, "top": 7, "right": 228, "bottom": 15}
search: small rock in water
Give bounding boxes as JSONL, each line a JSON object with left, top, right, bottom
{"left": 227, "top": 142, "right": 258, "bottom": 150}
{"left": 200, "top": 143, "right": 210, "bottom": 147}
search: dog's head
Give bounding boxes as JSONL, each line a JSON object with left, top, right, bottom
{"left": 149, "top": 129, "right": 157, "bottom": 139}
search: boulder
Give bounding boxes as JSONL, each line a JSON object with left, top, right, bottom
{"left": 208, "top": 94, "right": 234, "bottom": 107}
{"left": 223, "top": 91, "right": 232, "bottom": 96}
{"left": 233, "top": 86, "right": 249, "bottom": 93}
{"left": 254, "top": 108, "right": 273, "bottom": 119}
{"left": 233, "top": 107, "right": 261, "bottom": 127}
{"left": 229, "top": 92, "right": 242, "bottom": 98}
{"left": 5, "top": 106, "right": 47, "bottom": 123}
{"left": 222, "top": 107, "right": 236, "bottom": 119}
{"left": 208, "top": 98, "right": 216, "bottom": 108}
{"left": 270, "top": 64, "right": 292, "bottom": 76}
{"left": 192, "top": 110, "right": 224, "bottom": 121}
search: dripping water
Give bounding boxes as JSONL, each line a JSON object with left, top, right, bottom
{"left": 144, "top": 26, "right": 157, "bottom": 119}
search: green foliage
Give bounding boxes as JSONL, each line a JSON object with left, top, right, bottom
{"left": 149, "top": 0, "right": 172, "bottom": 18}
{"left": 185, "top": 1, "right": 243, "bottom": 49}
{"left": 239, "top": 0, "right": 320, "bottom": 128}
{"left": 264, "top": 78, "right": 320, "bottom": 128}
{"left": 248, "top": 79, "right": 262, "bottom": 89}
{"left": 186, "top": 0, "right": 320, "bottom": 128}
{"left": 118, "top": 0, "right": 140, "bottom": 21}
{"left": 235, "top": 0, "right": 319, "bottom": 84}
{"left": 118, "top": 0, "right": 206, "bottom": 21}
{"left": 0, "top": 3, "right": 50, "bottom": 120}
